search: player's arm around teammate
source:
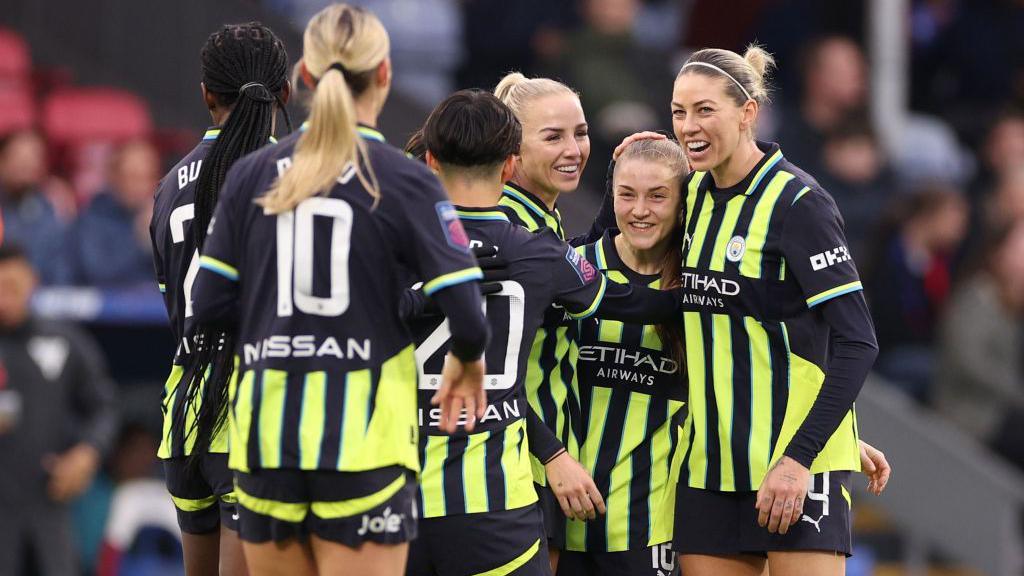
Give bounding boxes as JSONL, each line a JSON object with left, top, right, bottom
{"left": 191, "top": 5, "right": 487, "bottom": 576}
{"left": 148, "top": 21, "right": 291, "bottom": 576}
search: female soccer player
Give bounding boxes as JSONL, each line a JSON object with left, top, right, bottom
{"left": 190, "top": 5, "right": 488, "bottom": 576}
{"left": 493, "top": 73, "right": 616, "bottom": 571}
{"left": 149, "top": 21, "right": 290, "bottom": 576}
{"left": 656, "top": 46, "right": 878, "bottom": 576}
{"left": 560, "top": 139, "right": 689, "bottom": 576}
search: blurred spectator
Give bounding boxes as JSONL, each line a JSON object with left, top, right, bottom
{"left": 967, "top": 108, "right": 1024, "bottom": 202}
{"left": 986, "top": 166, "right": 1024, "bottom": 229}
{"left": 456, "top": 0, "right": 578, "bottom": 90}
{"left": 934, "top": 221, "right": 1024, "bottom": 472}
{"left": 68, "top": 139, "right": 159, "bottom": 288}
{"left": 909, "top": 0, "right": 1024, "bottom": 141}
{"left": 74, "top": 422, "right": 162, "bottom": 576}
{"left": 893, "top": 113, "right": 975, "bottom": 189}
{"left": 0, "top": 130, "right": 71, "bottom": 285}
{"left": 816, "top": 116, "right": 895, "bottom": 258}
{"left": 0, "top": 244, "right": 118, "bottom": 575}
{"left": 776, "top": 35, "right": 868, "bottom": 174}
{"left": 548, "top": 0, "right": 671, "bottom": 191}
{"left": 863, "top": 185, "right": 969, "bottom": 402}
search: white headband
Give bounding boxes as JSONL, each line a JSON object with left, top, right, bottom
{"left": 680, "top": 62, "right": 753, "bottom": 102}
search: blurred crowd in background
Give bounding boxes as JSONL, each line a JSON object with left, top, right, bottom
{"left": 1, "top": 0, "right": 1023, "bottom": 574}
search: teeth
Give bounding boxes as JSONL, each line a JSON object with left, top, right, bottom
{"left": 555, "top": 165, "right": 578, "bottom": 173}
{"left": 687, "top": 141, "right": 709, "bottom": 151}
{"left": 631, "top": 222, "right": 654, "bottom": 229}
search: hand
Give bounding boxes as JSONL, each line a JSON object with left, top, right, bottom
{"left": 43, "top": 443, "right": 100, "bottom": 503}
{"left": 612, "top": 131, "right": 668, "bottom": 160}
{"left": 473, "top": 246, "right": 509, "bottom": 293}
{"left": 544, "top": 452, "right": 607, "bottom": 521}
{"left": 756, "top": 456, "right": 810, "bottom": 535}
{"left": 858, "top": 439, "right": 891, "bottom": 496}
{"left": 431, "top": 353, "right": 486, "bottom": 433}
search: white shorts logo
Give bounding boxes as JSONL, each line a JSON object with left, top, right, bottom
{"left": 726, "top": 235, "right": 746, "bottom": 262}
{"left": 800, "top": 471, "right": 830, "bottom": 533}
{"left": 357, "top": 506, "right": 405, "bottom": 536}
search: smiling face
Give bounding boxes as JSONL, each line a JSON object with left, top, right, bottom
{"left": 514, "top": 93, "right": 590, "bottom": 199}
{"left": 613, "top": 157, "right": 683, "bottom": 253}
{"left": 671, "top": 72, "right": 755, "bottom": 173}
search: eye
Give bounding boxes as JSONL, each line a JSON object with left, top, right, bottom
{"left": 699, "top": 106, "right": 713, "bottom": 114}
{"left": 651, "top": 193, "right": 667, "bottom": 201}
{"left": 545, "top": 134, "right": 561, "bottom": 142}
{"left": 672, "top": 109, "right": 685, "bottom": 119}
{"left": 575, "top": 129, "right": 589, "bottom": 139}
{"left": 618, "top": 191, "right": 635, "bottom": 199}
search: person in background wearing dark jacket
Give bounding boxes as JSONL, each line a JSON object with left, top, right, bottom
{"left": 0, "top": 244, "right": 119, "bottom": 575}
{"left": 70, "top": 140, "right": 161, "bottom": 288}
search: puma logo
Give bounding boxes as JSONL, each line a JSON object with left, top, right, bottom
{"left": 801, "top": 513, "right": 824, "bottom": 533}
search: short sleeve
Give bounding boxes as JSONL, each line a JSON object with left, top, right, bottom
{"left": 780, "top": 188, "right": 863, "bottom": 308}
{"left": 391, "top": 166, "right": 482, "bottom": 296}
{"left": 197, "top": 166, "right": 244, "bottom": 283}
{"left": 548, "top": 238, "right": 607, "bottom": 319}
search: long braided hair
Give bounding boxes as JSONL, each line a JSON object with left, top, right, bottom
{"left": 177, "top": 22, "right": 291, "bottom": 465}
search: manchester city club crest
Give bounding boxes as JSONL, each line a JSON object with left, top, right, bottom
{"left": 726, "top": 235, "right": 746, "bottom": 262}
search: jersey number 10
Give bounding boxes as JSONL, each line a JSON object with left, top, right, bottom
{"left": 276, "top": 197, "right": 354, "bottom": 318}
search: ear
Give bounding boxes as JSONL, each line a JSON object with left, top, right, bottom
{"left": 201, "top": 82, "right": 217, "bottom": 111}
{"left": 280, "top": 79, "right": 292, "bottom": 105}
{"left": 299, "top": 61, "right": 316, "bottom": 91}
{"left": 500, "top": 155, "right": 516, "bottom": 183}
{"left": 739, "top": 99, "right": 759, "bottom": 133}
{"left": 375, "top": 57, "right": 391, "bottom": 88}
{"left": 425, "top": 150, "right": 442, "bottom": 174}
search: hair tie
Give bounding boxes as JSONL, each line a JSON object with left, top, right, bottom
{"left": 239, "top": 81, "right": 266, "bottom": 93}
{"left": 328, "top": 62, "right": 349, "bottom": 79}
{"left": 680, "top": 62, "right": 753, "bottom": 102}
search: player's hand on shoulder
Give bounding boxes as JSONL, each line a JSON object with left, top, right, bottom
{"left": 756, "top": 455, "right": 810, "bottom": 535}
{"left": 432, "top": 353, "right": 486, "bottom": 433}
{"left": 544, "top": 451, "right": 607, "bottom": 522}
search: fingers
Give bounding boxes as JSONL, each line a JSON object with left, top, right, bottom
{"left": 471, "top": 246, "right": 498, "bottom": 259}
{"left": 756, "top": 489, "right": 772, "bottom": 528}
{"left": 767, "top": 493, "right": 786, "bottom": 533}
{"left": 558, "top": 495, "right": 573, "bottom": 519}
{"left": 587, "top": 483, "right": 607, "bottom": 515}
{"left": 579, "top": 491, "right": 596, "bottom": 520}
{"left": 443, "top": 396, "right": 464, "bottom": 434}
{"left": 475, "top": 385, "right": 487, "bottom": 421}
{"left": 778, "top": 498, "right": 801, "bottom": 535}
{"left": 462, "top": 395, "right": 476, "bottom": 433}
{"left": 613, "top": 131, "right": 668, "bottom": 160}
{"left": 567, "top": 495, "right": 585, "bottom": 521}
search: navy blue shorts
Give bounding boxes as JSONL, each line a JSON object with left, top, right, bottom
{"left": 407, "top": 504, "right": 549, "bottom": 576}
{"left": 673, "top": 471, "right": 853, "bottom": 556}
{"left": 234, "top": 465, "right": 417, "bottom": 548}
{"left": 163, "top": 454, "right": 238, "bottom": 534}
{"left": 536, "top": 482, "right": 566, "bottom": 550}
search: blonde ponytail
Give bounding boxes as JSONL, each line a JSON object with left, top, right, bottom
{"left": 494, "top": 71, "right": 577, "bottom": 119}
{"left": 679, "top": 44, "right": 775, "bottom": 106}
{"left": 259, "top": 3, "right": 388, "bottom": 214}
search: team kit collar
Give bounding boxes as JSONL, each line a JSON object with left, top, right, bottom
{"left": 202, "top": 125, "right": 278, "bottom": 144}
{"left": 595, "top": 229, "right": 660, "bottom": 284}
{"left": 501, "top": 181, "right": 557, "bottom": 218}
{"left": 454, "top": 205, "right": 511, "bottom": 222}
{"left": 296, "top": 121, "right": 386, "bottom": 142}
{"left": 705, "top": 141, "right": 783, "bottom": 198}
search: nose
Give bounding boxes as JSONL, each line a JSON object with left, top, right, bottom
{"left": 680, "top": 113, "right": 700, "bottom": 137}
{"left": 633, "top": 195, "right": 651, "bottom": 218}
{"left": 563, "top": 137, "right": 582, "bottom": 160}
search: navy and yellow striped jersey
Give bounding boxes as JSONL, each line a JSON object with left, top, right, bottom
{"left": 150, "top": 127, "right": 225, "bottom": 458}
{"left": 497, "top": 182, "right": 584, "bottom": 485}
{"left": 409, "top": 206, "right": 608, "bottom": 518}
{"left": 678, "top": 142, "right": 862, "bottom": 493}
{"left": 566, "top": 231, "right": 687, "bottom": 552}
{"left": 192, "top": 126, "right": 483, "bottom": 475}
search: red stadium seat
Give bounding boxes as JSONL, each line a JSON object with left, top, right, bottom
{"left": 41, "top": 87, "right": 154, "bottom": 201}
{"left": 0, "top": 86, "right": 35, "bottom": 135}
{"left": 42, "top": 87, "right": 153, "bottom": 145}
{"left": 0, "top": 28, "right": 31, "bottom": 87}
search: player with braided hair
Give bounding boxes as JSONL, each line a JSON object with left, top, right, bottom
{"left": 149, "top": 21, "right": 291, "bottom": 576}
